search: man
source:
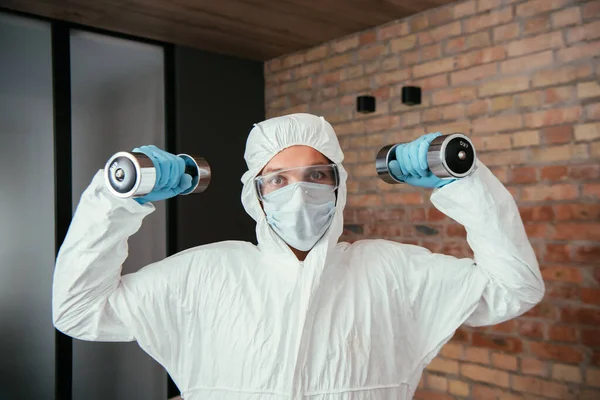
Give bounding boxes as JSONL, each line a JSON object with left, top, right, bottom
{"left": 53, "top": 113, "right": 545, "bottom": 399}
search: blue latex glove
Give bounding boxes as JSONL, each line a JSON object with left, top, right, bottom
{"left": 388, "top": 132, "right": 456, "bottom": 189}
{"left": 132, "top": 145, "right": 193, "bottom": 204}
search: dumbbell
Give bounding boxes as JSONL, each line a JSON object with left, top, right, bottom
{"left": 104, "top": 151, "right": 211, "bottom": 198}
{"left": 375, "top": 133, "right": 476, "bottom": 184}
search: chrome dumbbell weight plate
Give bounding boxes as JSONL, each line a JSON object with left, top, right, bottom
{"left": 376, "top": 133, "right": 477, "bottom": 184}
{"left": 104, "top": 151, "right": 211, "bottom": 198}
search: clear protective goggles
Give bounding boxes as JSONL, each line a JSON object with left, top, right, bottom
{"left": 254, "top": 163, "right": 339, "bottom": 201}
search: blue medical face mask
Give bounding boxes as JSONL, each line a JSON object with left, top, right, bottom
{"left": 262, "top": 182, "right": 336, "bottom": 252}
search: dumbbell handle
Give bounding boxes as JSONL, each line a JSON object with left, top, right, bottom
{"left": 376, "top": 133, "right": 476, "bottom": 184}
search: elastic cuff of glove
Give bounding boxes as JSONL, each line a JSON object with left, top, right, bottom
{"left": 436, "top": 178, "right": 457, "bottom": 188}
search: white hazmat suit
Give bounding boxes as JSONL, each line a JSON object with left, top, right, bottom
{"left": 53, "top": 113, "right": 545, "bottom": 399}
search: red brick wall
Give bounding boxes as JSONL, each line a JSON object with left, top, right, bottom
{"left": 264, "top": 0, "right": 600, "bottom": 398}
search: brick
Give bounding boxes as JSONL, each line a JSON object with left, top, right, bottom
{"left": 533, "top": 143, "right": 587, "bottom": 162}
{"left": 306, "top": 44, "right": 328, "bottom": 62}
{"left": 525, "top": 107, "right": 583, "bottom": 128}
{"left": 294, "top": 62, "right": 321, "bottom": 78}
{"left": 440, "top": 342, "right": 463, "bottom": 359}
{"left": 413, "top": 389, "right": 453, "bottom": 400}
{"left": 363, "top": 115, "right": 400, "bottom": 132}
{"left": 461, "top": 363, "right": 509, "bottom": 387}
{"left": 464, "top": 347, "right": 490, "bottom": 364}
{"left": 324, "top": 54, "right": 352, "bottom": 71}
{"left": 554, "top": 204, "right": 600, "bottom": 221}
{"left": 427, "top": 121, "right": 472, "bottom": 136}
{"left": 518, "top": 320, "right": 545, "bottom": 339}
{"left": 542, "top": 126, "right": 573, "bottom": 144}
{"left": 410, "top": 13, "right": 429, "bottom": 32}
{"left": 429, "top": 6, "right": 455, "bottom": 26}
{"left": 593, "top": 142, "right": 600, "bottom": 157}
{"left": 426, "top": 21, "right": 462, "bottom": 42}
{"left": 421, "top": 44, "right": 442, "bottom": 61}
{"left": 546, "top": 284, "right": 580, "bottom": 300}
{"left": 464, "top": 7, "right": 513, "bottom": 33}
{"left": 390, "top": 35, "right": 417, "bottom": 53}
{"left": 516, "top": 0, "right": 570, "bottom": 17}
{"left": 574, "top": 244, "right": 600, "bottom": 264}
{"left": 333, "top": 36, "right": 359, "bottom": 54}
{"left": 489, "top": 96, "right": 514, "bottom": 112}
{"left": 586, "top": 369, "right": 600, "bottom": 387}
{"left": 541, "top": 165, "right": 568, "bottom": 182}
{"left": 454, "top": 0, "right": 477, "bottom": 18}
{"left": 522, "top": 184, "right": 578, "bottom": 202}
{"left": 583, "top": 0, "right": 600, "bottom": 20}
{"left": 383, "top": 192, "right": 424, "bottom": 205}
{"left": 521, "top": 357, "right": 548, "bottom": 377}
{"left": 492, "top": 353, "right": 518, "bottom": 371}
{"left": 524, "top": 302, "right": 560, "bottom": 320}
{"left": 582, "top": 390, "right": 600, "bottom": 400}
{"left": 552, "top": 7, "right": 582, "bottom": 28}
{"left": 578, "top": 81, "right": 600, "bottom": 99}
{"left": 381, "top": 57, "right": 399, "bottom": 71}
{"left": 358, "top": 44, "right": 385, "bottom": 61}
{"left": 456, "top": 46, "right": 506, "bottom": 69}
{"left": 524, "top": 15, "right": 550, "bottom": 36}
{"left": 520, "top": 204, "right": 553, "bottom": 220}
{"left": 413, "top": 57, "right": 455, "bottom": 78}
{"left": 532, "top": 64, "right": 592, "bottom": 87}
{"left": 427, "top": 357, "right": 459, "bottom": 374}
{"left": 317, "top": 71, "right": 342, "bottom": 86}
{"left": 511, "top": 375, "right": 570, "bottom": 399}
{"left": 557, "top": 41, "right": 600, "bottom": 63}
{"left": 517, "top": 91, "right": 543, "bottom": 108}
{"left": 530, "top": 341, "right": 584, "bottom": 364}
{"left": 339, "top": 77, "right": 371, "bottom": 93}
{"left": 545, "top": 86, "right": 574, "bottom": 104}
{"left": 445, "top": 31, "right": 491, "bottom": 54}
{"left": 479, "top": 149, "right": 527, "bottom": 166}
{"left": 478, "top": 135, "right": 512, "bottom": 150}
{"left": 467, "top": 100, "right": 488, "bottom": 116}
{"left": 512, "top": 130, "right": 540, "bottom": 147}
{"left": 479, "top": 76, "right": 529, "bottom": 97}
{"left": 426, "top": 374, "right": 447, "bottom": 391}
{"left": 374, "top": 69, "right": 411, "bottom": 86}
{"left": 507, "top": 32, "right": 563, "bottom": 57}
{"left": 346, "top": 194, "right": 381, "bottom": 208}
{"left": 473, "top": 115, "right": 523, "bottom": 134}
{"left": 451, "top": 63, "right": 497, "bottom": 85}
{"left": 583, "top": 329, "right": 600, "bottom": 347}
{"left": 544, "top": 243, "right": 570, "bottom": 262}
{"left": 377, "top": 21, "right": 409, "bottom": 40}
{"left": 448, "top": 379, "right": 469, "bottom": 397}
{"left": 343, "top": 65, "right": 364, "bottom": 80}
{"left": 432, "top": 87, "right": 477, "bottom": 105}
{"left": 413, "top": 74, "right": 449, "bottom": 90}
{"left": 400, "top": 111, "right": 421, "bottom": 127}
{"left": 472, "top": 333, "right": 522, "bottom": 353}
{"left": 359, "top": 31, "right": 377, "bottom": 46}
{"left": 282, "top": 53, "right": 304, "bottom": 69}
{"left": 501, "top": 51, "right": 554, "bottom": 74}
{"left": 541, "top": 265, "right": 582, "bottom": 283}
{"left": 585, "top": 183, "right": 600, "bottom": 199}
{"left": 493, "top": 22, "right": 520, "bottom": 42}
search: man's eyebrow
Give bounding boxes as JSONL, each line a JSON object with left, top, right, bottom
{"left": 262, "top": 161, "right": 330, "bottom": 174}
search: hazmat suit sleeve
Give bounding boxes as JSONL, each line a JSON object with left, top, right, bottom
{"left": 400, "top": 161, "right": 544, "bottom": 367}
{"left": 52, "top": 170, "right": 191, "bottom": 371}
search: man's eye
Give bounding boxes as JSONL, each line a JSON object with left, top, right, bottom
{"left": 310, "top": 171, "right": 325, "bottom": 180}
{"left": 268, "top": 175, "right": 285, "bottom": 186}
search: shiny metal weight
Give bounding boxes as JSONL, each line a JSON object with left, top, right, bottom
{"left": 375, "top": 133, "right": 477, "bottom": 184}
{"left": 104, "top": 151, "right": 211, "bottom": 198}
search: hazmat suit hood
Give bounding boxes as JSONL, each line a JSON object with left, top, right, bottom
{"left": 241, "top": 113, "right": 348, "bottom": 263}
